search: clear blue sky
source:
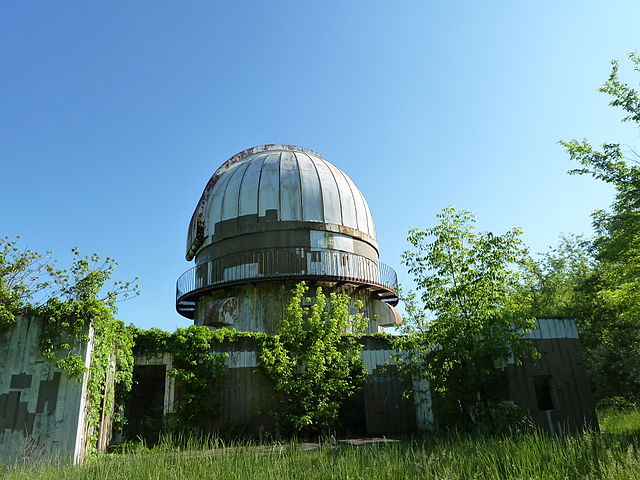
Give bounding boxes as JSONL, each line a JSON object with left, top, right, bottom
{"left": 1, "top": 1, "right": 638, "bottom": 331}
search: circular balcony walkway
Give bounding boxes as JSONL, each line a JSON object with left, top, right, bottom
{"left": 176, "top": 249, "right": 399, "bottom": 319}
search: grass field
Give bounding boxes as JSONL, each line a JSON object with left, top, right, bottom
{"left": 2, "top": 409, "right": 640, "bottom": 479}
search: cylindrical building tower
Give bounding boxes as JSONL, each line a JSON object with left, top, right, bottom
{"left": 176, "top": 144, "right": 400, "bottom": 333}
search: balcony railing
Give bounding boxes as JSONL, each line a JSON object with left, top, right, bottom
{"left": 176, "top": 248, "right": 399, "bottom": 318}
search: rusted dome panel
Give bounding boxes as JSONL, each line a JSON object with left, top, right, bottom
{"left": 238, "top": 153, "right": 266, "bottom": 216}
{"left": 313, "top": 157, "right": 342, "bottom": 225}
{"left": 205, "top": 162, "right": 238, "bottom": 236}
{"left": 326, "top": 161, "right": 358, "bottom": 231}
{"left": 221, "top": 161, "right": 251, "bottom": 221}
{"left": 279, "top": 151, "right": 302, "bottom": 221}
{"left": 296, "top": 152, "right": 324, "bottom": 222}
{"left": 258, "top": 152, "right": 280, "bottom": 219}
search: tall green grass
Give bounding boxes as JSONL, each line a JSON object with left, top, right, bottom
{"left": 2, "top": 410, "right": 640, "bottom": 480}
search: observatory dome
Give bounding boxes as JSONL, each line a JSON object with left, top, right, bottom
{"left": 177, "top": 144, "right": 399, "bottom": 325}
{"left": 186, "top": 145, "right": 377, "bottom": 261}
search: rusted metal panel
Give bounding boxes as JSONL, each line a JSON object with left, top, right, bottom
{"left": 238, "top": 153, "right": 267, "bottom": 217}
{"left": 221, "top": 160, "right": 251, "bottom": 221}
{"left": 279, "top": 150, "right": 302, "bottom": 221}
{"left": 296, "top": 152, "right": 324, "bottom": 222}
{"left": 258, "top": 152, "right": 281, "bottom": 220}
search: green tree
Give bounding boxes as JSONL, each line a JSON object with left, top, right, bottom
{"left": 258, "top": 282, "right": 367, "bottom": 436}
{"left": 559, "top": 51, "right": 640, "bottom": 402}
{"left": 0, "top": 237, "right": 57, "bottom": 327}
{"left": 396, "top": 206, "right": 536, "bottom": 428}
{"left": 526, "top": 233, "right": 594, "bottom": 318}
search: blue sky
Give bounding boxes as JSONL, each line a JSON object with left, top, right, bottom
{"left": 1, "top": 1, "right": 638, "bottom": 330}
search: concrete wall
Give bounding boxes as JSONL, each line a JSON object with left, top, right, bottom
{"left": 0, "top": 316, "right": 92, "bottom": 465}
{"left": 195, "top": 282, "right": 400, "bottom": 334}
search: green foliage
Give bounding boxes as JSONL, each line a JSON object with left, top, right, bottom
{"left": 0, "top": 237, "right": 138, "bottom": 451}
{"left": 132, "top": 301, "right": 369, "bottom": 438}
{"left": 558, "top": 51, "right": 640, "bottom": 402}
{"left": 397, "top": 206, "right": 536, "bottom": 428}
{"left": 131, "top": 326, "right": 232, "bottom": 433}
{"left": 0, "top": 237, "right": 57, "bottom": 328}
{"left": 258, "top": 282, "right": 367, "bottom": 436}
{"left": 526, "top": 234, "right": 594, "bottom": 318}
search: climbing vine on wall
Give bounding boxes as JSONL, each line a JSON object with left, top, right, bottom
{"left": 133, "top": 283, "right": 370, "bottom": 437}
{"left": 131, "top": 326, "right": 267, "bottom": 432}
{"left": 0, "top": 238, "right": 138, "bottom": 450}
{"left": 257, "top": 282, "right": 368, "bottom": 437}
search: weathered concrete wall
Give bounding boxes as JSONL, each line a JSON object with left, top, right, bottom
{"left": 0, "top": 316, "right": 92, "bottom": 465}
{"left": 195, "top": 282, "right": 399, "bottom": 334}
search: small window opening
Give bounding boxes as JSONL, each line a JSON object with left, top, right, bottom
{"left": 534, "top": 375, "right": 554, "bottom": 410}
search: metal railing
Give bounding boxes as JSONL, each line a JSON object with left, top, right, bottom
{"left": 176, "top": 248, "right": 398, "bottom": 317}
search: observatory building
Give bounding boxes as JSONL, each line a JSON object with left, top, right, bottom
{"left": 176, "top": 144, "right": 401, "bottom": 333}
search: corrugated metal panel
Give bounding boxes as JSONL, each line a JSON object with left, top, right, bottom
{"left": 279, "top": 151, "right": 302, "bottom": 221}
{"left": 238, "top": 154, "right": 267, "bottom": 217}
{"left": 296, "top": 152, "right": 324, "bottom": 222}
{"left": 525, "top": 319, "right": 580, "bottom": 340}
{"left": 326, "top": 161, "right": 358, "bottom": 230}
{"left": 540, "top": 320, "right": 551, "bottom": 339}
{"left": 568, "top": 321, "right": 579, "bottom": 339}
{"left": 258, "top": 153, "right": 281, "bottom": 220}
{"left": 221, "top": 161, "right": 251, "bottom": 221}
{"left": 313, "top": 158, "right": 342, "bottom": 225}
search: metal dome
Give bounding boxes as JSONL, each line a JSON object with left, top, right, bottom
{"left": 186, "top": 145, "right": 376, "bottom": 260}
{"left": 177, "top": 144, "right": 399, "bottom": 322}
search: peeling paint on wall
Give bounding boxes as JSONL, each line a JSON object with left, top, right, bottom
{"left": 0, "top": 316, "right": 92, "bottom": 465}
